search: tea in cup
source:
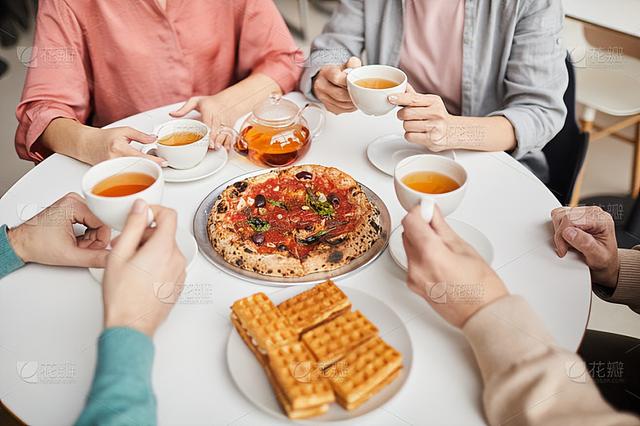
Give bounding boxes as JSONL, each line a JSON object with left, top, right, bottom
{"left": 347, "top": 65, "right": 407, "bottom": 116}
{"left": 394, "top": 155, "right": 467, "bottom": 219}
{"left": 82, "top": 157, "right": 164, "bottom": 230}
{"left": 143, "top": 119, "right": 209, "bottom": 169}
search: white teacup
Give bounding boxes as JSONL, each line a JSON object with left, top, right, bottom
{"left": 143, "top": 119, "right": 209, "bottom": 170}
{"left": 347, "top": 65, "right": 408, "bottom": 116}
{"left": 394, "top": 155, "right": 468, "bottom": 220}
{"left": 82, "top": 157, "right": 164, "bottom": 231}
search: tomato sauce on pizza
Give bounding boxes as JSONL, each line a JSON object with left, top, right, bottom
{"left": 208, "top": 165, "right": 382, "bottom": 278}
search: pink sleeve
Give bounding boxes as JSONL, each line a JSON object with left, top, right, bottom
{"left": 14, "top": 0, "right": 91, "bottom": 162}
{"left": 235, "top": 0, "right": 303, "bottom": 94}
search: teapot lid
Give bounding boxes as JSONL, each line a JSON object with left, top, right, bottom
{"left": 253, "top": 93, "right": 300, "bottom": 126}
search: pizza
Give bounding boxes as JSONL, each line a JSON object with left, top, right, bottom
{"left": 207, "top": 165, "right": 382, "bottom": 277}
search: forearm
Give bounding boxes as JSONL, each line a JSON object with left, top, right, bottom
{"left": 594, "top": 248, "right": 640, "bottom": 314}
{"left": 463, "top": 295, "right": 638, "bottom": 425}
{"left": 76, "top": 327, "right": 156, "bottom": 426}
{"left": 1, "top": 226, "right": 25, "bottom": 279}
{"left": 448, "top": 116, "right": 516, "bottom": 153}
{"left": 215, "top": 73, "right": 281, "bottom": 126}
{"left": 41, "top": 118, "right": 96, "bottom": 164}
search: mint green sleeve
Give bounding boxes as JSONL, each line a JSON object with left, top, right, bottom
{"left": 0, "top": 225, "right": 25, "bottom": 279}
{"left": 75, "top": 327, "right": 157, "bottom": 426}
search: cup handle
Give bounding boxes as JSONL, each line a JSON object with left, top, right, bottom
{"left": 140, "top": 143, "right": 158, "bottom": 156}
{"left": 420, "top": 199, "right": 434, "bottom": 224}
{"left": 146, "top": 208, "right": 155, "bottom": 227}
{"left": 301, "top": 103, "right": 326, "bottom": 139}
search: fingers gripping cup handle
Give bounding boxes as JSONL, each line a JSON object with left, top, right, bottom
{"left": 214, "top": 125, "right": 242, "bottom": 155}
{"left": 141, "top": 143, "right": 159, "bottom": 156}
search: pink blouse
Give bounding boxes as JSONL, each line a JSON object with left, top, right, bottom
{"left": 15, "top": 0, "right": 302, "bottom": 162}
{"left": 399, "top": 0, "right": 465, "bottom": 115}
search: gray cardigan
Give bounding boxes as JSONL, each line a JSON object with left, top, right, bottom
{"left": 299, "top": 0, "right": 568, "bottom": 179}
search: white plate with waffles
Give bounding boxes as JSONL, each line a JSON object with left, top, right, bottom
{"left": 226, "top": 285, "right": 413, "bottom": 422}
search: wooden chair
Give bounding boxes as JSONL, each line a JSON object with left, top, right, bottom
{"left": 564, "top": 20, "right": 640, "bottom": 205}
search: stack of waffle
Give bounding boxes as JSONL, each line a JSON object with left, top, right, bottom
{"left": 230, "top": 280, "right": 403, "bottom": 419}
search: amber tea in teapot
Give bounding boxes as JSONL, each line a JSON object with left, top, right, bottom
{"left": 238, "top": 123, "right": 311, "bottom": 167}
{"left": 227, "top": 94, "right": 325, "bottom": 168}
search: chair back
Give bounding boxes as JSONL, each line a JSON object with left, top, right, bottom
{"left": 543, "top": 54, "right": 590, "bottom": 205}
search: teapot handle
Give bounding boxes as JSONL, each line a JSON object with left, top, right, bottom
{"left": 300, "top": 103, "right": 326, "bottom": 139}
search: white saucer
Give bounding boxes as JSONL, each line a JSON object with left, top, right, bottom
{"left": 389, "top": 219, "right": 494, "bottom": 271}
{"left": 88, "top": 228, "right": 198, "bottom": 283}
{"left": 162, "top": 149, "right": 228, "bottom": 183}
{"left": 367, "top": 134, "right": 456, "bottom": 176}
{"left": 227, "top": 284, "right": 413, "bottom": 422}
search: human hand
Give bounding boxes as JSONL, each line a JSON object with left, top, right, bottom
{"left": 170, "top": 95, "right": 233, "bottom": 150}
{"left": 551, "top": 206, "right": 619, "bottom": 288}
{"left": 81, "top": 126, "right": 164, "bottom": 166}
{"left": 401, "top": 206, "right": 508, "bottom": 328}
{"left": 312, "top": 56, "right": 362, "bottom": 115}
{"left": 102, "top": 200, "right": 186, "bottom": 337}
{"left": 7, "top": 193, "right": 110, "bottom": 268}
{"left": 389, "top": 86, "right": 453, "bottom": 152}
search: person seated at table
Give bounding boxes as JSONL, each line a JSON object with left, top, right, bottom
{"left": 1, "top": 195, "right": 185, "bottom": 424}
{"left": 551, "top": 205, "right": 640, "bottom": 416}
{"left": 15, "top": 0, "right": 302, "bottom": 166}
{"left": 301, "top": 0, "right": 568, "bottom": 181}
{"left": 401, "top": 206, "right": 640, "bottom": 425}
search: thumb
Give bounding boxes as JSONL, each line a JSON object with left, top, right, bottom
{"left": 345, "top": 56, "right": 362, "bottom": 69}
{"left": 119, "top": 127, "right": 156, "bottom": 144}
{"left": 170, "top": 97, "right": 199, "bottom": 117}
{"left": 563, "top": 227, "right": 604, "bottom": 264}
{"left": 110, "top": 200, "right": 150, "bottom": 261}
{"left": 406, "top": 84, "right": 416, "bottom": 94}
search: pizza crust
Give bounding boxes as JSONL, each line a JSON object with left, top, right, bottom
{"left": 208, "top": 165, "right": 381, "bottom": 278}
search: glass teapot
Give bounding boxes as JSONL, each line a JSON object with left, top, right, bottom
{"left": 223, "top": 94, "right": 325, "bottom": 168}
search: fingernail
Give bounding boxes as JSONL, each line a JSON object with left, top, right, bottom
{"left": 133, "top": 199, "right": 146, "bottom": 214}
{"left": 388, "top": 95, "right": 398, "bottom": 102}
{"left": 564, "top": 227, "right": 577, "bottom": 240}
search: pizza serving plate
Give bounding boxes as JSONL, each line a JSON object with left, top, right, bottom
{"left": 226, "top": 285, "right": 413, "bottom": 422}
{"left": 193, "top": 169, "right": 391, "bottom": 286}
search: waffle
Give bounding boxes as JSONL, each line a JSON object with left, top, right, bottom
{"left": 231, "top": 314, "right": 268, "bottom": 366}
{"left": 278, "top": 281, "right": 352, "bottom": 336}
{"left": 231, "top": 292, "right": 297, "bottom": 354}
{"left": 266, "top": 342, "right": 335, "bottom": 418}
{"left": 326, "top": 337, "right": 402, "bottom": 410}
{"left": 302, "top": 310, "right": 378, "bottom": 366}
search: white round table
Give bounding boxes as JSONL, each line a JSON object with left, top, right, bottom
{"left": 0, "top": 93, "right": 591, "bottom": 425}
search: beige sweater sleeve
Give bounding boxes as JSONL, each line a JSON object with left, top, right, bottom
{"left": 593, "top": 248, "right": 640, "bottom": 314}
{"left": 462, "top": 295, "right": 640, "bottom": 426}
